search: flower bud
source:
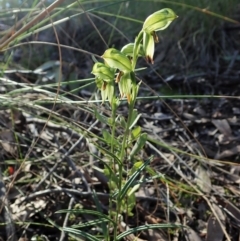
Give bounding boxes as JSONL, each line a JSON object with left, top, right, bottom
{"left": 143, "top": 8, "right": 177, "bottom": 33}
{"left": 102, "top": 48, "right": 132, "bottom": 72}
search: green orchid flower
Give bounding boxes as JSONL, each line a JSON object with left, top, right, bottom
{"left": 102, "top": 48, "right": 132, "bottom": 72}
{"left": 143, "top": 8, "right": 177, "bottom": 34}
{"left": 91, "top": 62, "right": 115, "bottom": 82}
{"left": 143, "top": 32, "right": 155, "bottom": 64}
{"left": 118, "top": 72, "right": 133, "bottom": 103}
{"left": 141, "top": 8, "right": 177, "bottom": 64}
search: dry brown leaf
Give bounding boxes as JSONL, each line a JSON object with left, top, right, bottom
{"left": 206, "top": 201, "right": 225, "bottom": 241}
{"left": 184, "top": 227, "right": 202, "bottom": 241}
{"left": 224, "top": 201, "right": 240, "bottom": 227}
{"left": 215, "top": 145, "right": 240, "bottom": 159}
{"left": 228, "top": 166, "right": 240, "bottom": 183}
{"left": 206, "top": 215, "right": 224, "bottom": 241}
{"left": 182, "top": 113, "right": 197, "bottom": 121}
{"left": 147, "top": 228, "right": 168, "bottom": 241}
{"left": 135, "top": 186, "right": 155, "bottom": 198}
{"left": 0, "top": 130, "right": 16, "bottom": 155}
{"left": 195, "top": 165, "right": 211, "bottom": 194}
{"left": 212, "top": 119, "right": 232, "bottom": 137}
{"left": 212, "top": 119, "right": 234, "bottom": 144}
{"left": 227, "top": 185, "right": 240, "bottom": 195}
{"left": 193, "top": 106, "right": 206, "bottom": 116}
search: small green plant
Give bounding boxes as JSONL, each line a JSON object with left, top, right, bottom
{"left": 61, "top": 8, "right": 178, "bottom": 241}
{"left": 92, "top": 8, "right": 177, "bottom": 240}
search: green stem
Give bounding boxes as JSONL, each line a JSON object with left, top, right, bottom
{"left": 113, "top": 30, "right": 142, "bottom": 241}
{"left": 114, "top": 73, "right": 138, "bottom": 241}
{"left": 110, "top": 97, "right": 118, "bottom": 241}
{"left": 132, "top": 30, "right": 143, "bottom": 70}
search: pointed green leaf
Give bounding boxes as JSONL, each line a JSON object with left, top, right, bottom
{"left": 60, "top": 227, "right": 101, "bottom": 241}
{"left": 131, "top": 126, "right": 142, "bottom": 140}
{"left": 120, "top": 116, "right": 127, "bottom": 129}
{"left": 116, "top": 223, "right": 180, "bottom": 240}
{"left": 129, "top": 133, "right": 148, "bottom": 160}
{"left": 94, "top": 107, "right": 108, "bottom": 123}
{"left": 116, "top": 157, "right": 152, "bottom": 201}
{"left": 129, "top": 109, "right": 141, "bottom": 130}
{"left": 102, "top": 129, "right": 112, "bottom": 144}
{"left": 126, "top": 189, "right": 136, "bottom": 216}
{"left": 102, "top": 129, "right": 119, "bottom": 146}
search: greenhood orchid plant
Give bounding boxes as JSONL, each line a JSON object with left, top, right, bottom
{"left": 90, "top": 8, "right": 178, "bottom": 236}
{"left": 91, "top": 8, "right": 177, "bottom": 106}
